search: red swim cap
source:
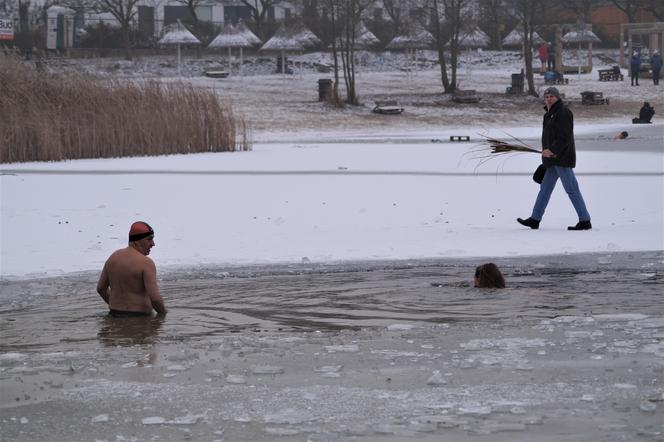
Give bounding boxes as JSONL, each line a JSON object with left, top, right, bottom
{"left": 129, "top": 221, "right": 154, "bottom": 242}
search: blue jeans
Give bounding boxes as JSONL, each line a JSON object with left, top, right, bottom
{"left": 531, "top": 166, "right": 591, "bottom": 222}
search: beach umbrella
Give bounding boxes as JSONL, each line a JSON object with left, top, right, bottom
{"left": 260, "top": 23, "right": 306, "bottom": 75}
{"left": 385, "top": 28, "right": 434, "bottom": 50}
{"left": 354, "top": 21, "right": 380, "bottom": 49}
{"left": 502, "top": 28, "right": 545, "bottom": 47}
{"left": 158, "top": 20, "right": 201, "bottom": 75}
{"left": 236, "top": 20, "right": 262, "bottom": 46}
{"left": 561, "top": 29, "right": 601, "bottom": 44}
{"left": 563, "top": 27, "right": 601, "bottom": 73}
{"left": 288, "top": 19, "right": 322, "bottom": 49}
{"left": 208, "top": 23, "right": 259, "bottom": 75}
{"left": 458, "top": 29, "right": 490, "bottom": 48}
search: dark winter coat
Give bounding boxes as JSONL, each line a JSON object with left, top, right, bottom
{"left": 651, "top": 53, "right": 663, "bottom": 72}
{"left": 630, "top": 54, "right": 641, "bottom": 70}
{"left": 541, "top": 99, "right": 576, "bottom": 168}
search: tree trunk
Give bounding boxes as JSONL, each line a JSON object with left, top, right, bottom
{"left": 122, "top": 23, "right": 132, "bottom": 60}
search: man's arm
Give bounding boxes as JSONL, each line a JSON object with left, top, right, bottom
{"left": 96, "top": 264, "right": 110, "bottom": 304}
{"left": 143, "top": 258, "right": 167, "bottom": 315}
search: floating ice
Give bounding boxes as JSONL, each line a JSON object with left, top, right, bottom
{"left": 387, "top": 324, "right": 416, "bottom": 331}
{"left": 166, "top": 364, "right": 188, "bottom": 372}
{"left": 20, "top": 417, "right": 28, "bottom": 424}
{"left": 206, "top": 369, "right": 225, "bottom": 378}
{"left": 324, "top": 344, "right": 359, "bottom": 353}
{"left": 640, "top": 401, "right": 656, "bottom": 412}
{"left": 264, "top": 427, "right": 301, "bottom": 436}
{"left": 426, "top": 370, "right": 446, "bottom": 385}
{"left": 170, "top": 414, "right": 203, "bottom": 425}
{"left": 314, "top": 365, "right": 343, "bottom": 373}
{"left": 0, "top": 353, "right": 26, "bottom": 363}
{"left": 614, "top": 383, "right": 637, "bottom": 389}
{"left": 581, "top": 394, "right": 595, "bottom": 401}
{"left": 457, "top": 405, "right": 492, "bottom": 416}
{"left": 251, "top": 365, "right": 284, "bottom": 375}
{"left": 594, "top": 313, "right": 649, "bottom": 322}
{"left": 142, "top": 416, "right": 166, "bottom": 425}
{"left": 91, "top": 414, "right": 110, "bottom": 423}
{"left": 264, "top": 408, "right": 311, "bottom": 424}
{"left": 641, "top": 343, "right": 664, "bottom": 357}
{"left": 460, "top": 338, "right": 547, "bottom": 350}
{"left": 225, "top": 374, "right": 247, "bottom": 384}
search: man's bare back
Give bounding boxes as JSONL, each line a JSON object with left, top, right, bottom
{"left": 97, "top": 222, "right": 167, "bottom": 316}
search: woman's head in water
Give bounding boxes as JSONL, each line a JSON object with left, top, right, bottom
{"left": 474, "top": 263, "right": 506, "bottom": 288}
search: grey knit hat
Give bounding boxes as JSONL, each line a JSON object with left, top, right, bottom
{"left": 543, "top": 87, "right": 561, "bottom": 99}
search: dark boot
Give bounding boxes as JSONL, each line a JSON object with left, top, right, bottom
{"left": 517, "top": 217, "right": 540, "bottom": 229}
{"left": 568, "top": 220, "right": 592, "bottom": 231}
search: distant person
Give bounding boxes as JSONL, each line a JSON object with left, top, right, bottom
{"left": 630, "top": 51, "right": 641, "bottom": 86}
{"left": 633, "top": 101, "right": 655, "bottom": 124}
{"left": 97, "top": 221, "right": 167, "bottom": 317}
{"left": 517, "top": 87, "right": 592, "bottom": 231}
{"left": 650, "top": 50, "right": 662, "bottom": 85}
{"left": 547, "top": 42, "right": 556, "bottom": 71}
{"left": 474, "top": 263, "right": 506, "bottom": 288}
{"left": 538, "top": 43, "right": 549, "bottom": 74}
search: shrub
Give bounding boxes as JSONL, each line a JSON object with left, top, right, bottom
{"left": 0, "top": 54, "right": 249, "bottom": 163}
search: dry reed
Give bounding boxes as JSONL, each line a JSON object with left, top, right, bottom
{"left": 0, "top": 55, "right": 249, "bottom": 163}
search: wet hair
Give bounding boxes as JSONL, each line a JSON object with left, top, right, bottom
{"left": 619, "top": 131, "right": 628, "bottom": 139}
{"left": 474, "top": 263, "right": 506, "bottom": 289}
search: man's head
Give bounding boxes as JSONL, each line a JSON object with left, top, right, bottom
{"left": 129, "top": 221, "right": 155, "bottom": 255}
{"left": 543, "top": 87, "right": 560, "bottom": 107}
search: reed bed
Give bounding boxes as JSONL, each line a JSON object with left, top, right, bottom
{"left": 0, "top": 55, "right": 249, "bottom": 164}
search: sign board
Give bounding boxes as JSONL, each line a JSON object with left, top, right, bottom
{"left": 0, "top": 17, "right": 14, "bottom": 41}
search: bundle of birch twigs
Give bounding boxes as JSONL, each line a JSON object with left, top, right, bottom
{"left": 465, "top": 132, "right": 541, "bottom": 170}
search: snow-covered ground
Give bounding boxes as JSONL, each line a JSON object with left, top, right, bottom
{"left": 1, "top": 50, "right": 663, "bottom": 278}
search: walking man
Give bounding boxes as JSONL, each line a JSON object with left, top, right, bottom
{"left": 517, "top": 87, "right": 592, "bottom": 231}
{"left": 97, "top": 221, "right": 168, "bottom": 317}
{"left": 651, "top": 50, "right": 662, "bottom": 85}
{"left": 630, "top": 51, "right": 641, "bottom": 86}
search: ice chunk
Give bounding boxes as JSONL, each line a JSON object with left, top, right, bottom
{"left": 640, "top": 401, "right": 656, "bottom": 412}
{"left": 91, "top": 414, "right": 110, "bottom": 423}
{"left": 324, "top": 344, "right": 359, "bottom": 353}
{"left": 264, "top": 427, "right": 301, "bottom": 436}
{"left": 0, "top": 353, "right": 26, "bottom": 364}
{"left": 314, "top": 365, "right": 343, "bottom": 373}
{"left": 251, "top": 365, "right": 284, "bottom": 375}
{"left": 594, "top": 314, "right": 648, "bottom": 322}
{"left": 426, "top": 370, "right": 447, "bottom": 385}
{"left": 457, "top": 405, "right": 492, "bottom": 416}
{"left": 142, "top": 416, "right": 166, "bottom": 425}
{"left": 20, "top": 417, "right": 28, "bottom": 424}
{"left": 166, "top": 364, "right": 188, "bottom": 372}
{"left": 264, "top": 408, "right": 311, "bottom": 424}
{"left": 387, "top": 324, "right": 415, "bottom": 331}
{"left": 225, "top": 374, "right": 247, "bottom": 384}
{"left": 170, "top": 414, "right": 203, "bottom": 425}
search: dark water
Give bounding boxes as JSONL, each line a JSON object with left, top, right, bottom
{"left": 1, "top": 252, "right": 663, "bottom": 442}
{"left": 1, "top": 251, "right": 662, "bottom": 352}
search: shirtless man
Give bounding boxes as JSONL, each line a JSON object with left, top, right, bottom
{"left": 97, "top": 221, "right": 167, "bottom": 317}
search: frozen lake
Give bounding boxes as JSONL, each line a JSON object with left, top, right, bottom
{"left": 1, "top": 252, "right": 663, "bottom": 441}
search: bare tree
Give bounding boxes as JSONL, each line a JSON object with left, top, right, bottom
{"left": 89, "top": 0, "right": 140, "bottom": 59}
{"left": 241, "top": 0, "right": 283, "bottom": 40}
{"left": 478, "top": 0, "right": 509, "bottom": 50}
{"left": 643, "top": 0, "right": 664, "bottom": 20}
{"left": 506, "top": 0, "right": 550, "bottom": 96}
{"left": 382, "top": 0, "right": 409, "bottom": 41}
{"left": 426, "top": 0, "right": 451, "bottom": 92}
{"left": 325, "top": 0, "right": 371, "bottom": 105}
{"left": 610, "top": 0, "right": 645, "bottom": 22}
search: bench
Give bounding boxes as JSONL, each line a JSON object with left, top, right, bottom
{"left": 598, "top": 69, "right": 623, "bottom": 81}
{"left": 580, "top": 91, "right": 609, "bottom": 105}
{"left": 373, "top": 100, "right": 404, "bottom": 115}
{"left": 204, "top": 70, "right": 229, "bottom": 79}
{"left": 545, "top": 77, "right": 568, "bottom": 85}
{"left": 449, "top": 135, "right": 470, "bottom": 142}
{"left": 452, "top": 90, "right": 480, "bottom": 103}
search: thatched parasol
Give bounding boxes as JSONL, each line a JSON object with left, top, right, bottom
{"left": 260, "top": 23, "right": 309, "bottom": 75}
{"left": 208, "top": 23, "right": 260, "bottom": 74}
{"left": 502, "top": 28, "right": 545, "bottom": 47}
{"left": 354, "top": 21, "right": 380, "bottom": 49}
{"left": 385, "top": 28, "right": 434, "bottom": 50}
{"left": 158, "top": 20, "right": 201, "bottom": 75}
{"left": 458, "top": 29, "right": 490, "bottom": 48}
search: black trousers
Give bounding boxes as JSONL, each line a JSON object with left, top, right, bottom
{"left": 631, "top": 67, "right": 640, "bottom": 85}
